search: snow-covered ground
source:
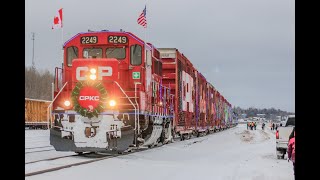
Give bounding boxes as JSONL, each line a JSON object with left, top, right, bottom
{"left": 25, "top": 130, "right": 75, "bottom": 164}
{"left": 25, "top": 124, "right": 294, "bottom": 180}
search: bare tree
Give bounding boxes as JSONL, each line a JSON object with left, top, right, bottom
{"left": 25, "top": 66, "right": 54, "bottom": 100}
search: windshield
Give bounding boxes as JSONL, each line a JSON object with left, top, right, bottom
{"left": 83, "top": 48, "right": 102, "bottom": 58}
{"left": 67, "top": 46, "right": 78, "bottom": 66}
{"left": 106, "top": 47, "right": 126, "bottom": 60}
{"left": 285, "top": 117, "right": 295, "bottom": 126}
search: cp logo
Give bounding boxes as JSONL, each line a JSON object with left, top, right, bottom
{"left": 76, "top": 66, "right": 112, "bottom": 80}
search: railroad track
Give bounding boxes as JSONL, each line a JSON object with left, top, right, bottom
{"left": 25, "top": 145, "right": 52, "bottom": 150}
{"left": 25, "top": 148, "right": 56, "bottom": 154}
{"left": 25, "top": 145, "right": 56, "bottom": 154}
{"left": 25, "top": 154, "right": 79, "bottom": 164}
{"left": 25, "top": 139, "right": 195, "bottom": 177}
{"left": 25, "top": 127, "right": 235, "bottom": 177}
{"left": 25, "top": 151, "right": 111, "bottom": 165}
{"left": 25, "top": 151, "right": 131, "bottom": 177}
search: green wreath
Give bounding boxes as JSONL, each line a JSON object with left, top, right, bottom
{"left": 71, "top": 81, "right": 107, "bottom": 118}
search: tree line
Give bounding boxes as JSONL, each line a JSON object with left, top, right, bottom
{"left": 233, "top": 106, "right": 294, "bottom": 119}
{"left": 25, "top": 66, "right": 54, "bottom": 100}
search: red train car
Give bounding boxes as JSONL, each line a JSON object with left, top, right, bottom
{"left": 50, "top": 30, "right": 234, "bottom": 154}
{"left": 159, "top": 48, "right": 197, "bottom": 139}
{"left": 159, "top": 48, "right": 232, "bottom": 139}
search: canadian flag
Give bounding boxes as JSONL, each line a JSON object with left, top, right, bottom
{"left": 52, "top": 8, "right": 63, "bottom": 29}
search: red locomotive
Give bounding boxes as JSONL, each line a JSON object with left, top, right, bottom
{"left": 50, "top": 30, "right": 235, "bottom": 154}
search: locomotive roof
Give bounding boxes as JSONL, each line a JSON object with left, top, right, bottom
{"left": 63, "top": 30, "right": 153, "bottom": 49}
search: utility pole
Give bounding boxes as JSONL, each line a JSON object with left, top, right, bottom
{"left": 31, "top": 32, "right": 35, "bottom": 69}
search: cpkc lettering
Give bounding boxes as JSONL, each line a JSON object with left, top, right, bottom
{"left": 79, "top": 96, "right": 100, "bottom": 101}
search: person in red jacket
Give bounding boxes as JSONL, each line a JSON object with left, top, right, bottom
{"left": 287, "top": 127, "right": 295, "bottom": 177}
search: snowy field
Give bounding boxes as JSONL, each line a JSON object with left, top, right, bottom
{"left": 25, "top": 130, "right": 75, "bottom": 164}
{"left": 25, "top": 124, "right": 294, "bottom": 180}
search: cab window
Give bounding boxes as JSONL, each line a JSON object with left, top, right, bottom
{"left": 83, "top": 48, "right": 102, "bottom": 58}
{"left": 159, "top": 61, "right": 162, "bottom": 76}
{"left": 67, "top": 46, "right": 78, "bottom": 66}
{"left": 130, "top": 45, "right": 142, "bottom": 65}
{"left": 106, "top": 47, "right": 126, "bottom": 60}
{"left": 153, "top": 60, "right": 158, "bottom": 74}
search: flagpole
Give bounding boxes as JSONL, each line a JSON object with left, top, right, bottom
{"left": 61, "top": 8, "right": 64, "bottom": 65}
{"left": 145, "top": 0, "right": 151, "bottom": 62}
{"left": 62, "top": 26, "right": 64, "bottom": 65}
{"left": 144, "top": 3, "right": 148, "bottom": 63}
{"left": 145, "top": 19, "right": 147, "bottom": 63}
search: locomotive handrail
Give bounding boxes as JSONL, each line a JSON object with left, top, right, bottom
{"left": 134, "top": 82, "right": 141, "bottom": 134}
{"left": 113, "top": 81, "right": 138, "bottom": 146}
{"left": 46, "top": 82, "right": 68, "bottom": 129}
{"left": 54, "top": 67, "right": 63, "bottom": 91}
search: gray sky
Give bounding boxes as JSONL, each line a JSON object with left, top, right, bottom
{"left": 25, "top": 0, "right": 295, "bottom": 112}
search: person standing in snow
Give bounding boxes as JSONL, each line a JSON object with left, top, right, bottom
{"left": 287, "top": 127, "right": 295, "bottom": 177}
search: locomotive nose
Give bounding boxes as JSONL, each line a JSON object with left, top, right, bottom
{"left": 71, "top": 58, "right": 119, "bottom": 82}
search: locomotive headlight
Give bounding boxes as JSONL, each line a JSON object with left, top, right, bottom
{"left": 64, "top": 100, "right": 71, "bottom": 107}
{"left": 89, "top": 74, "right": 97, "bottom": 80}
{"left": 90, "top": 68, "right": 96, "bottom": 74}
{"left": 109, "top": 100, "right": 116, "bottom": 107}
{"left": 89, "top": 68, "right": 97, "bottom": 80}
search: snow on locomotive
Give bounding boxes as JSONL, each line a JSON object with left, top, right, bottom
{"left": 50, "top": 30, "right": 234, "bottom": 154}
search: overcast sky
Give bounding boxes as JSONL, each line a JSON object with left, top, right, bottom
{"left": 25, "top": 0, "right": 295, "bottom": 112}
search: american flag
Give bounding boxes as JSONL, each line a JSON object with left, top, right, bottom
{"left": 137, "top": 6, "right": 147, "bottom": 28}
